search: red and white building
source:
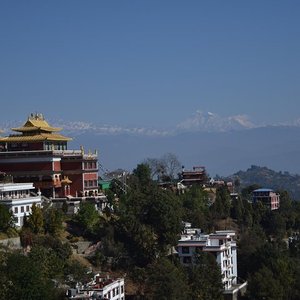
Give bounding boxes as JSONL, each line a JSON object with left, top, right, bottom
{"left": 180, "top": 166, "right": 207, "bottom": 186}
{"left": 252, "top": 188, "right": 280, "bottom": 210}
{"left": 0, "top": 114, "right": 98, "bottom": 198}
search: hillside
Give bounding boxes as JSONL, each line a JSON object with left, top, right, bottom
{"left": 227, "top": 165, "right": 300, "bottom": 200}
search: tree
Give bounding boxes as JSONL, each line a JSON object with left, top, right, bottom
{"left": 133, "top": 163, "right": 152, "bottom": 186}
{"left": 0, "top": 204, "right": 14, "bottom": 231}
{"left": 188, "top": 251, "right": 223, "bottom": 300}
{"left": 115, "top": 176, "right": 182, "bottom": 266}
{"left": 76, "top": 202, "right": 99, "bottom": 235}
{"left": 181, "top": 186, "right": 209, "bottom": 229}
{"left": 3, "top": 252, "right": 59, "bottom": 300}
{"left": 161, "top": 153, "right": 181, "bottom": 181}
{"left": 247, "top": 266, "right": 284, "bottom": 300}
{"left": 27, "top": 204, "right": 44, "bottom": 234}
{"left": 145, "top": 258, "right": 190, "bottom": 300}
{"left": 43, "top": 207, "right": 63, "bottom": 236}
{"left": 144, "top": 153, "right": 181, "bottom": 181}
{"left": 210, "top": 186, "right": 231, "bottom": 219}
{"left": 145, "top": 188, "right": 182, "bottom": 250}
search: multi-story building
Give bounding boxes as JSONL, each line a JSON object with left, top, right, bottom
{"left": 0, "top": 179, "right": 42, "bottom": 227}
{"left": 252, "top": 188, "right": 280, "bottom": 210}
{"left": 177, "top": 223, "right": 237, "bottom": 291}
{"left": 180, "top": 166, "right": 207, "bottom": 186}
{"left": 0, "top": 113, "right": 98, "bottom": 198}
{"left": 67, "top": 273, "right": 125, "bottom": 300}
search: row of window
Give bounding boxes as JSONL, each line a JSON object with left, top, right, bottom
{"left": 84, "top": 180, "right": 98, "bottom": 188}
{"left": 44, "top": 142, "right": 67, "bottom": 151}
{"left": 83, "top": 161, "right": 97, "bottom": 169}
{"left": 14, "top": 205, "right": 30, "bottom": 214}
{"left": 104, "top": 285, "right": 124, "bottom": 299}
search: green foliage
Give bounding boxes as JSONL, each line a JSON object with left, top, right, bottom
{"left": 210, "top": 186, "right": 231, "bottom": 219}
{"left": 230, "top": 165, "right": 300, "bottom": 200}
{"left": 188, "top": 251, "right": 223, "bottom": 300}
{"left": 1, "top": 252, "right": 60, "bottom": 300}
{"left": 116, "top": 184, "right": 182, "bottom": 266}
{"left": 29, "top": 245, "right": 64, "bottom": 279}
{"left": 247, "top": 266, "right": 284, "bottom": 300}
{"left": 75, "top": 201, "right": 99, "bottom": 235}
{"left": 133, "top": 163, "right": 152, "bottom": 186}
{"left": 145, "top": 258, "right": 190, "bottom": 300}
{"left": 43, "top": 207, "right": 63, "bottom": 236}
{"left": 27, "top": 204, "right": 44, "bottom": 234}
{"left": 0, "top": 203, "right": 14, "bottom": 231}
{"left": 181, "top": 186, "right": 209, "bottom": 229}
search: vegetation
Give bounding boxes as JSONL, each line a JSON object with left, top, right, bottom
{"left": 2, "top": 161, "right": 300, "bottom": 299}
{"left": 228, "top": 165, "right": 300, "bottom": 200}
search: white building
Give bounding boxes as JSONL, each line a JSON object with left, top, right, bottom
{"left": 0, "top": 182, "right": 42, "bottom": 227}
{"left": 177, "top": 223, "right": 237, "bottom": 291}
{"left": 67, "top": 273, "right": 125, "bottom": 300}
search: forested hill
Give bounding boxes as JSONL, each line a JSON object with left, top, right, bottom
{"left": 228, "top": 165, "right": 300, "bottom": 200}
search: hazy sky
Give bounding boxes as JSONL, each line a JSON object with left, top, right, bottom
{"left": 1, "top": 1, "right": 299, "bottom": 129}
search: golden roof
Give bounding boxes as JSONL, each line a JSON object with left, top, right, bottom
{"left": 12, "top": 113, "right": 61, "bottom": 133}
{"left": 0, "top": 133, "right": 72, "bottom": 142}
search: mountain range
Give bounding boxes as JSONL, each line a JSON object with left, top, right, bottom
{"left": 1, "top": 111, "right": 300, "bottom": 177}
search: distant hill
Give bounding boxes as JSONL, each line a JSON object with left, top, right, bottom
{"left": 227, "top": 165, "right": 300, "bottom": 200}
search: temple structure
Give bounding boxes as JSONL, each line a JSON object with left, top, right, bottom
{"left": 0, "top": 113, "right": 99, "bottom": 198}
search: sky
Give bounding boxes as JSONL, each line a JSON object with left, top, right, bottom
{"left": 0, "top": 0, "right": 300, "bottom": 130}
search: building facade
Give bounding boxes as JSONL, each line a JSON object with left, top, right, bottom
{"left": 177, "top": 223, "right": 237, "bottom": 291}
{"left": 67, "top": 274, "right": 125, "bottom": 300}
{"left": 252, "top": 188, "right": 280, "bottom": 210}
{"left": 0, "top": 181, "right": 42, "bottom": 227}
{"left": 0, "top": 114, "right": 98, "bottom": 198}
{"left": 180, "top": 166, "right": 207, "bottom": 186}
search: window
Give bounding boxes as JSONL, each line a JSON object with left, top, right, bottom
{"left": 121, "top": 285, "right": 124, "bottom": 293}
{"left": 84, "top": 181, "right": 88, "bottom": 188}
{"left": 26, "top": 206, "right": 30, "bottom": 212}
{"left": 21, "top": 206, "right": 24, "bottom": 213}
{"left": 14, "top": 207, "right": 18, "bottom": 213}
{"left": 182, "top": 246, "right": 190, "bottom": 254}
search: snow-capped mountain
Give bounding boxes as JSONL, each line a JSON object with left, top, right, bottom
{"left": 176, "top": 111, "right": 256, "bottom": 132}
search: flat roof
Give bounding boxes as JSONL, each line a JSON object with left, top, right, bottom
{"left": 253, "top": 188, "right": 274, "bottom": 192}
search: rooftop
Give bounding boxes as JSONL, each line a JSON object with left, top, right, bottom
{"left": 253, "top": 188, "right": 274, "bottom": 192}
{"left": 0, "top": 113, "right": 72, "bottom": 143}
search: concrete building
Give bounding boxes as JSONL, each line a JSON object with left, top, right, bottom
{"left": 252, "top": 188, "right": 280, "bottom": 210}
{"left": 67, "top": 274, "right": 125, "bottom": 300}
{"left": 177, "top": 223, "right": 237, "bottom": 290}
{"left": 0, "top": 113, "right": 98, "bottom": 198}
{"left": 0, "top": 181, "right": 42, "bottom": 227}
